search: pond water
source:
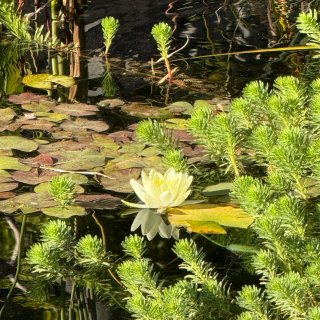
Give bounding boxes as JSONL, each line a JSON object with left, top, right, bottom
{"left": 0, "top": 0, "right": 316, "bottom": 319}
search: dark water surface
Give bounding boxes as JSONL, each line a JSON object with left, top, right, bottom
{"left": 0, "top": 0, "right": 314, "bottom": 319}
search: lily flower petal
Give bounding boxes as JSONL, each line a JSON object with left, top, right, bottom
{"left": 121, "top": 200, "right": 148, "bottom": 209}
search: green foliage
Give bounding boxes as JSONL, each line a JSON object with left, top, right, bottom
{"left": 136, "top": 119, "right": 188, "bottom": 172}
{"left": 26, "top": 220, "right": 118, "bottom": 309}
{"left": 101, "top": 16, "right": 120, "bottom": 56}
{"left": 117, "top": 235, "right": 231, "bottom": 319}
{"left": 49, "top": 175, "right": 76, "bottom": 207}
{"left": 0, "top": 0, "right": 51, "bottom": 45}
{"left": 297, "top": 10, "right": 320, "bottom": 46}
{"left": 151, "top": 22, "right": 173, "bottom": 59}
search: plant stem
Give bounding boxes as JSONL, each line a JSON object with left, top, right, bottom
{"left": 164, "top": 58, "right": 173, "bottom": 83}
{"left": 0, "top": 214, "right": 27, "bottom": 319}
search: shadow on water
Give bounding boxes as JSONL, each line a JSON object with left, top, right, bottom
{"left": 0, "top": 0, "right": 317, "bottom": 319}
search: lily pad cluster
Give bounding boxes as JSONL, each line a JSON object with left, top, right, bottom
{"left": 0, "top": 93, "right": 223, "bottom": 220}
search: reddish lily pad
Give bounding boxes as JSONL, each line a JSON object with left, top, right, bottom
{"left": 18, "top": 117, "right": 56, "bottom": 131}
{"left": 8, "top": 92, "right": 48, "bottom": 104}
{"left": 54, "top": 103, "right": 98, "bottom": 116}
{"left": 100, "top": 167, "right": 141, "bottom": 193}
{"left": 76, "top": 194, "right": 122, "bottom": 209}
{"left": 21, "top": 154, "right": 55, "bottom": 167}
{"left": 121, "top": 104, "right": 173, "bottom": 119}
{"left": 98, "top": 98, "right": 125, "bottom": 108}
{"left": 0, "top": 192, "right": 15, "bottom": 199}
{"left": 38, "top": 140, "right": 91, "bottom": 153}
{"left": 60, "top": 118, "right": 109, "bottom": 132}
{"left": 0, "top": 182, "right": 19, "bottom": 192}
{"left": 108, "top": 130, "right": 133, "bottom": 143}
{"left": 0, "top": 136, "right": 38, "bottom": 152}
{"left": 11, "top": 168, "right": 58, "bottom": 185}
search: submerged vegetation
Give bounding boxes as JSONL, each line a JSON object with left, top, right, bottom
{"left": 2, "top": 1, "right": 320, "bottom": 320}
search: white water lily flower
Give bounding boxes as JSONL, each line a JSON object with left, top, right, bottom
{"left": 123, "top": 168, "right": 193, "bottom": 212}
{"left": 122, "top": 168, "right": 195, "bottom": 240}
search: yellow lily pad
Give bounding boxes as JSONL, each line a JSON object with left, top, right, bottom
{"left": 23, "top": 74, "right": 75, "bottom": 90}
{"left": 168, "top": 203, "right": 254, "bottom": 234}
{"left": 0, "top": 136, "right": 38, "bottom": 152}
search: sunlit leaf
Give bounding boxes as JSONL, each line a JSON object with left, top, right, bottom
{"left": 41, "top": 205, "right": 87, "bottom": 218}
{"left": 168, "top": 203, "right": 254, "bottom": 234}
{"left": 0, "top": 136, "right": 38, "bottom": 152}
{"left": 22, "top": 74, "right": 75, "bottom": 90}
{"left": 0, "top": 156, "right": 31, "bottom": 171}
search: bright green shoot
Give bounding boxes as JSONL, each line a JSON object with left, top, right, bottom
{"left": 151, "top": 22, "right": 174, "bottom": 83}
{"left": 49, "top": 175, "right": 76, "bottom": 207}
{"left": 101, "top": 16, "right": 120, "bottom": 59}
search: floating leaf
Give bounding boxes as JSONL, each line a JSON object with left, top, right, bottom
{"left": 0, "top": 136, "right": 38, "bottom": 152}
{"left": 0, "top": 108, "right": 16, "bottom": 122}
{"left": 100, "top": 167, "right": 141, "bottom": 193}
{"left": 23, "top": 74, "right": 75, "bottom": 90}
{"left": 11, "top": 168, "right": 58, "bottom": 185}
{"left": 35, "top": 111, "right": 69, "bottom": 122}
{"left": 50, "top": 149, "right": 106, "bottom": 170}
{"left": 0, "top": 182, "right": 18, "bottom": 192}
{"left": 42, "top": 205, "right": 87, "bottom": 218}
{"left": 8, "top": 92, "right": 48, "bottom": 104}
{"left": 76, "top": 194, "right": 121, "bottom": 209}
{"left": 164, "top": 101, "right": 193, "bottom": 115}
{"left": 225, "top": 244, "right": 258, "bottom": 254}
{"left": 21, "top": 101, "right": 55, "bottom": 113}
{"left": 0, "top": 192, "right": 15, "bottom": 199}
{"left": 21, "top": 154, "right": 55, "bottom": 167}
{"left": 0, "top": 156, "right": 31, "bottom": 171}
{"left": 98, "top": 98, "right": 125, "bottom": 108}
{"left": 121, "top": 104, "right": 173, "bottom": 119}
{"left": 202, "top": 182, "right": 233, "bottom": 197}
{"left": 168, "top": 203, "right": 254, "bottom": 234}
{"left": 54, "top": 103, "right": 98, "bottom": 116}
{"left": 60, "top": 118, "right": 109, "bottom": 132}
{"left": 119, "top": 143, "right": 145, "bottom": 154}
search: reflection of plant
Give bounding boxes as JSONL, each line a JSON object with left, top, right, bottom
{"left": 49, "top": 176, "right": 76, "bottom": 207}
{"left": 101, "top": 16, "right": 120, "bottom": 58}
{"left": 117, "top": 235, "right": 231, "bottom": 319}
{"left": 151, "top": 22, "right": 174, "bottom": 83}
{"left": 102, "top": 69, "right": 117, "bottom": 97}
{"left": 136, "top": 119, "right": 188, "bottom": 172}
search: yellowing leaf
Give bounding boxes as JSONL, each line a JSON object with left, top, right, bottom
{"left": 168, "top": 203, "right": 254, "bottom": 234}
{"left": 22, "top": 74, "right": 75, "bottom": 90}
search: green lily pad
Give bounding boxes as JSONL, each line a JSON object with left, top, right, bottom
{"left": 0, "top": 108, "right": 16, "bottom": 122}
{"left": 42, "top": 205, "right": 87, "bottom": 218}
{"left": 21, "top": 101, "right": 55, "bottom": 113}
{"left": 121, "top": 104, "right": 173, "bottom": 119}
{"left": 137, "top": 147, "right": 161, "bottom": 157}
{"left": 50, "top": 149, "right": 106, "bottom": 170}
{"left": 202, "top": 182, "right": 233, "bottom": 197}
{"left": 23, "top": 74, "right": 75, "bottom": 90}
{"left": 165, "top": 118, "right": 189, "bottom": 130}
{"left": 0, "top": 136, "right": 38, "bottom": 152}
{"left": 35, "top": 112, "right": 69, "bottom": 122}
{"left": 119, "top": 143, "right": 145, "bottom": 154}
{"left": 0, "top": 156, "right": 31, "bottom": 171}
{"left": 164, "top": 101, "right": 193, "bottom": 115}
{"left": 92, "top": 134, "right": 119, "bottom": 157}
